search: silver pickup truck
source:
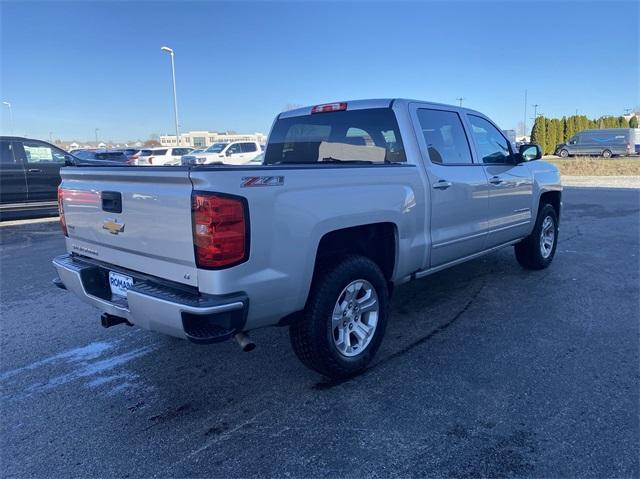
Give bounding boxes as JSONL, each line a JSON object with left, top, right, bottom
{"left": 53, "top": 99, "right": 561, "bottom": 378}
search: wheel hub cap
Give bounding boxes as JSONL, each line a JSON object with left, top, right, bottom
{"left": 331, "top": 279, "right": 379, "bottom": 357}
{"left": 539, "top": 216, "right": 555, "bottom": 259}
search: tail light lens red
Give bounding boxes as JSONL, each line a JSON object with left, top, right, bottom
{"left": 58, "top": 187, "right": 68, "bottom": 236}
{"left": 192, "top": 192, "right": 248, "bottom": 269}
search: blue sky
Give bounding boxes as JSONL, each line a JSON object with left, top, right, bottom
{"left": 1, "top": 1, "right": 638, "bottom": 142}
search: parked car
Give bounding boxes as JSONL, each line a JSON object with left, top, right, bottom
{"left": 555, "top": 128, "right": 640, "bottom": 158}
{"left": 182, "top": 141, "right": 261, "bottom": 165}
{"left": 53, "top": 99, "right": 561, "bottom": 379}
{"left": 135, "top": 147, "right": 193, "bottom": 165}
{"left": 0, "top": 136, "right": 75, "bottom": 219}
{"left": 180, "top": 148, "right": 206, "bottom": 165}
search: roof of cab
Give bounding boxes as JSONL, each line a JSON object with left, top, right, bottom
{"left": 278, "top": 98, "right": 486, "bottom": 119}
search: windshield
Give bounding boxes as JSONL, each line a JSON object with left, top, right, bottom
{"left": 264, "top": 108, "right": 405, "bottom": 165}
{"left": 205, "top": 142, "right": 228, "bottom": 153}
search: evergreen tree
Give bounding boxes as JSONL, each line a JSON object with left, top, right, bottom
{"left": 530, "top": 116, "right": 546, "bottom": 152}
{"left": 561, "top": 116, "right": 568, "bottom": 142}
{"left": 630, "top": 116, "right": 639, "bottom": 128}
{"left": 617, "top": 116, "right": 629, "bottom": 128}
{"left": 546, "top": 118, "right": 557, "bottom": 154}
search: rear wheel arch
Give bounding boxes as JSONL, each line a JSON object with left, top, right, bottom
{"left": 312, "top": 222, "right": 398, "bottom": 285}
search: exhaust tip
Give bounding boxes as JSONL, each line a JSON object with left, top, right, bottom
{"left": 234, "top": 332, "right": 256, "bottom": 352}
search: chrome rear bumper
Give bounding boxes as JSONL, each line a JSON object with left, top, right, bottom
{"left": 52, "top": 254, "right": 248, "bottom": 342}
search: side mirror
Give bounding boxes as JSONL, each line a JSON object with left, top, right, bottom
{"left": 64, "top": 155, "right": 76, "bottom": 166}
{"left": 518, "top": 143, "right": 542, "bottom": 162}
{"left": 225, "top": 149, "right": 232, "bottom": 157}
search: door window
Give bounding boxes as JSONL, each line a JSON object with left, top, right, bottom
{"left": 22, "top": 140, "right": 66, "bottom": 164}
{"left": 0, "top": 140, "right": 18, "bottom": 164}
{"left": 171, "top": 148, "right": 191, "bottom": 156}
{"left": 227, "top": 143, "right": 242, "bottom": 155}
{"left": 240, "top": 142, "right": 257, "bottom": 153}
{"left": 468, "top": 115, "right": 512, "bottom": 164}
{"left": 416, "top": 109, "right": 473, "bottom": 165}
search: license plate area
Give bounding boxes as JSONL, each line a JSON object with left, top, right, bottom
{"left": 108, "top": 271, "right": 134, "bottom": 298}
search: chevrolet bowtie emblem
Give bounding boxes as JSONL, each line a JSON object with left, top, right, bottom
{"left": 102, "top": 219, "right": 125, "bottom": 235}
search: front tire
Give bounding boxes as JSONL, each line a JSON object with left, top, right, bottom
{"left": 289, "top": 255, "right": 389, "bottom": 379}
{"left": 559, "top": 149, "right": 569, "bottom": 158}
{"left": 514, "top": 204, "right": 558, "bottom": 270}
{"left": 602, "top": 149, "right": 612, "bottom": 159}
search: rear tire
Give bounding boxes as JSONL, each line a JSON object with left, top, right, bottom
{"left": 559, "top": 149, "right": 569, "bottom": 158}
{"left": 289, "top": 255, "right": 389, "bottom": 379}
{"left": 514, "top": 204, "right": 558, "bottom": 270}
{"left": 602, "top": 149, "right": 612, "bottom": 159}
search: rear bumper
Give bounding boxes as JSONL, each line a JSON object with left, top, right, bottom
{"left": 52, "top": 254, "right": 248, "bottom": 343}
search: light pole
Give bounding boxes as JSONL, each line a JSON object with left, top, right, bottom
{"left": 523, "top": 89, "right": 527, "bottom": 141}
{"left": 456, "top": 97, "right": 465, "bottom": 107}
{"left": 161, "top": 46, "right": 181, "bottom": 146}
{"left": 95, "top": 128, "right": 99, "bottom": 144}
{"left": 2, "top": 101, "right": 13, "bottom": 134}
{"left": 532, "top": 104, "right": 540, "bottom": 120}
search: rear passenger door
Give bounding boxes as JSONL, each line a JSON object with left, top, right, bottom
{"left": 0, "top": 140, "right": 28, "bottom": 204}
{"left": 14, "top": 139, "right": 66, "bottom": 202}
{"left": 466, "top": 115, "right": 533, "bottom": 246}
{"left": 412, "top": 106, "right": 490, "bottom": 267}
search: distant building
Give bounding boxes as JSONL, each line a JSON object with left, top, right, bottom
{"left": 160, "top": 131, "right": 267, "bottom": 148}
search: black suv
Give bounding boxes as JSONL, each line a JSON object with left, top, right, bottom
{"left": 0, "top": 136, "right": 77, "bottom": 219}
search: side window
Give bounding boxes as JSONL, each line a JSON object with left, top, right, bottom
{"left": 227, "top": 143, "right": 242, "bottom": 155}
{"left": 417, "top": 109, "right": 473, "bottom": 165}
{"left": 468, "top": 115, "right": 511, "bottom": 164}
{"left": 241, "top": 142, "right": 257, "bottom": 153}
{"left": 0, "top": 140, "right": 17, "bottom": 165}
{"left": 22, "top": 140, "right": 65, "bottom": 164}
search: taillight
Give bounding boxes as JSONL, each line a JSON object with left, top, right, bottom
{"left": 192, "top": 192, "right": 248, "bottom": 269}
{"left": 58, "top": 187, "right": 68, "bottom": 236}
{"left": 311, "top": 102, "right": 347, "bottom": 114}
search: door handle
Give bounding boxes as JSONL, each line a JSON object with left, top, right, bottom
{"left": 28, "top": 168, "right": 42, "bottom": 173}
{"left": 489, "top": 176, "right": 503, "bottom": 185}
{"left": 432, "top": 180, "right": 452, "bottom": 190}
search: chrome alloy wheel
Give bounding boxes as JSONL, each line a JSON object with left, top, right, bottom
{"left": 331, "top": 279, "right": 379, "bottom": 357}
{"left": 539, "top": 215, "right": 555, "bottom": 259}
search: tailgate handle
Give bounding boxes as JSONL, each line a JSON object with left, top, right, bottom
{"left": 101, "top": 191, "right": 122, "bottom": 213}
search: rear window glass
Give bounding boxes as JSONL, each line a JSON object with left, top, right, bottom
{"left": 96, "top": 152, "right": 128, "bottom": 161}
{"left": 264, "top": 108, "right": 406, "bottom": 165}
{"left": 140, "top": 150, "right": 153, "bottom": 156}
{"left": 172, "top": 148, "right": 191, "bottom": 155}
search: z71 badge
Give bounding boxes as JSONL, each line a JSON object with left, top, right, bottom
{"left": 241, "top": 176, "right": 284, "bottom": 188}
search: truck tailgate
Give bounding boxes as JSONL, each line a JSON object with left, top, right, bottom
{"left": 59, "top": 167, "right": 197, "bottom": 286}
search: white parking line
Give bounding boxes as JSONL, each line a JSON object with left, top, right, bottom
{"left": 0, "top": 216, "right": 60, "bottom": 227}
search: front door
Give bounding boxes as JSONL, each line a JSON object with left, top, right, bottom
{"left": 412, "top": 106, "right": 490, "bottom": 267}
{"left": 466, "top": 114, "right": 534, "bottom": 246}
{"left": 0, "top": 139, "right": 28, "bottom": 205}
{"left": 14, "top": 139, "right": 66, "bottom": 202}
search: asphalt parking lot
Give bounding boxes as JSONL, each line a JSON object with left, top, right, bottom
{"left": 1, "top": 187, "right": 638, "bottom": 478}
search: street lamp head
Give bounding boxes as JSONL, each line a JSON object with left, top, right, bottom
{"left": 2, "top": 101, "right": 10, "bottom": 107}
{"left": 160, "top": 46, "right": 173, "bottom": 54}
